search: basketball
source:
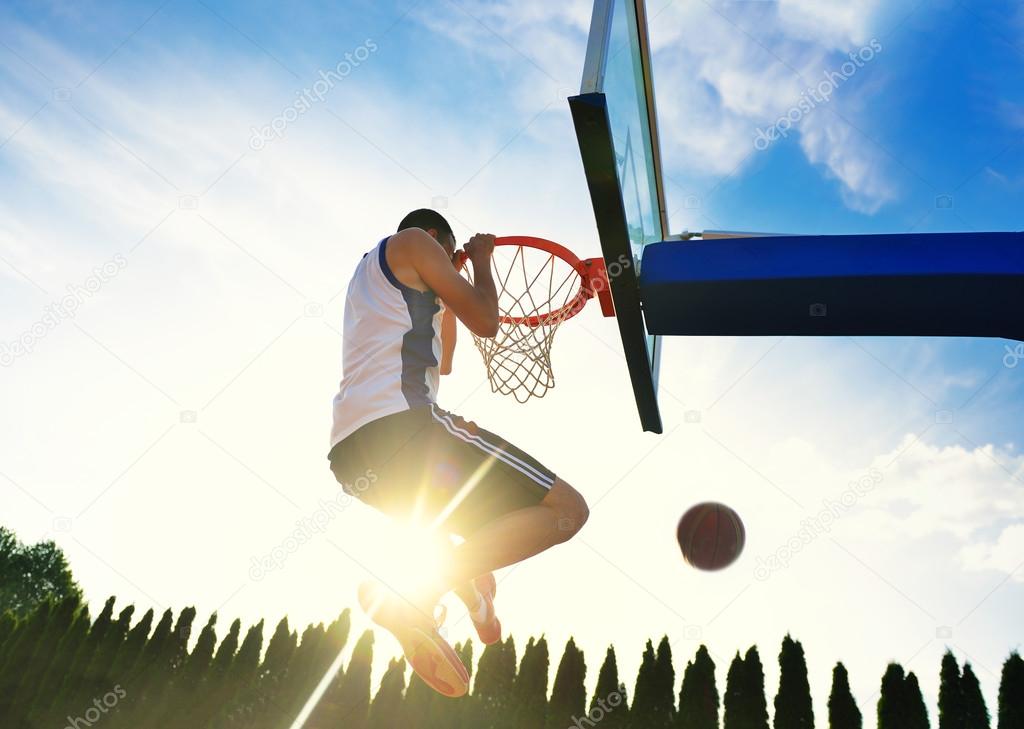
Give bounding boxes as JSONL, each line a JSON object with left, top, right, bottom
{"left": 676, "top": 502, "right": 746, "bottom": 570}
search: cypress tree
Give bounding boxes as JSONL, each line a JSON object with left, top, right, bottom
{"left": 167, "top": 611, "right": 217, "bottom": 729}
{"left": 744, "top": 646, "right": 770, "bottom": 729}
{"left": 470, "top": 636, "right": 517, "bottom": 728}
{"left": 280, "top": 622, "right": 325, "bottom": 718}
{"left": 116, "top": 608, "right": 173, "bottom": 726}
{"left": 548, "top": 637, "right": 587, "bottom": 729}
{"left": 57, "top": 595, "right": 115, "bottom": 706}
{"left": 367, "top": 656, "right": 407, "bottom": 729}
{"left": 110, "top": 607, "right": 153, "bottom": 678}
{"left": 940, "top": 651, "right": 966, "bottom": 729}
{"left": 401, "top": 666, "right": 435, "bottom": 729}
{"left": 193, "top": 617, "right": 240, "bottom": 725}
{"left": 999, "top": 652, "right": 1024, "bottom": 729}
{"left": 78, "top": 603, "right": 134, "bottom": 705}
{"left": 904, "top": 671, "right": 930, "bottom": 729}
{"left": 32, "top": 601, "right": 90, "bottom": 726}
{"left": 593, "top": 645, "right": 629, "bottom": 729}
{"left": 653, "top": 637, "right": 678, "bottom": 728}
{"left": 960, "top": 663, "right": 989, "bottom": 729}
{"left": 827, "top": 662, "right": 861, "bottom": 729}
{"left": 514, "top": 636, "right": 549, "bottom": 728}
{"left": 9, "top": 594, "right": 80, "bottom": 721}
{"left": 0, "top": 597, "right": 53, "bottom": 719}
{"left": 633, "top": 640, "right": 660, "bottom": 728}
{"left": 334, "top": 629, "right": 374, "bottom": 729}
{"left": 774, "top": 635, "right": 813, "bottom": 729}
{"left": 724, "top": 652, "right": 745, "bottom": 729}
{"left": 0, "top": 611, "right": 15, "bottom": 651}
{"left": 431, "top": 640, "right": 474, "bottom": 729}
{"left": 281, "top": 612, "right": 350, "bottom": 721}
{"left": 678, "top": 644, "right": 718, "bottom": 729}
{"left": 877, "top": 663, "right": 905, "bottom": 729}
{"left": 249, "top": 616, "right": 297, "bottom": 727}
{"left": 155, "top": 606, "right": 196, "bottom": 710}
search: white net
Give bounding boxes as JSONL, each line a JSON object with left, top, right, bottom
{"left": 465, "top": 242, "right": 586, "bottom": 402}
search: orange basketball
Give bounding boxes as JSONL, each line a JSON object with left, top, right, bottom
{"left": 677, "top": 502, "right": 745, "bottom": 570}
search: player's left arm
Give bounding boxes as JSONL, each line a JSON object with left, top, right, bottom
{"left": 440, "top": 304, "right": 456, "bottom": 375}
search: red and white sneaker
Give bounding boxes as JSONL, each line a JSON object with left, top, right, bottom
{"left": 357, "top": 581, "right": 470, "bottom": 698}
{"left": 467, "top": 573, "right": 501, "bottom": 645}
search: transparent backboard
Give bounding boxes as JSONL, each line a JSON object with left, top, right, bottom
{"left": 572, "top": 0, "right": 668, "bottom": 432}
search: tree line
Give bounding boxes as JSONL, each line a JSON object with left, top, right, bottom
{"left": 1, "top": 528, "right": 1021, "bottom": 728}
{"left": 0, "top": 593, "right": 1022, "bottom": 728}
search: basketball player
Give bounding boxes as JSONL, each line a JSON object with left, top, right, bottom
{"left": 328, "top": 209, "right": 589, "bottom": 696}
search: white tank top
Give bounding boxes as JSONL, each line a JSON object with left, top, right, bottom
{"left": 330, "top": 237, "right": 443, "bottom": 448}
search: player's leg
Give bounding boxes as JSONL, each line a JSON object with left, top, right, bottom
{"left": 438, "top": 477, "right": 587, "bottom": 592}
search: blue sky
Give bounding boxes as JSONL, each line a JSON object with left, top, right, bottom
{"left": 1, "top": 0, "right": 1022, "bottom": 725}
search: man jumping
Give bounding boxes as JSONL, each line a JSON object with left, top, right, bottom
{"left": 328, "top": 209, "right": 588, "bottom": 697}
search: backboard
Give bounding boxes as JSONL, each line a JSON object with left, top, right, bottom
{"left": 569, "top": 0, "right": 668, "bottom": 433}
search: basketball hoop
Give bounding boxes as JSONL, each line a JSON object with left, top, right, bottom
{"left": 460, "top": 236, "right": 613, "bottom": 402}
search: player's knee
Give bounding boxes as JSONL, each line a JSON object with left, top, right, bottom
{"left": 549, "top": 480, "right": 588, "bottom": 541}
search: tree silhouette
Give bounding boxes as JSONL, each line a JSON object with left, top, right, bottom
{"left": 593, "top": 645, "right": 629, "bottom": 729}
{"left": 999, "top": 652, "right": 1024, "bottom": 729}
{"left": 548, "top": 637, "right": 587, "bottom": 729}
{"left": 0, "top": 527, "right": 82, "bottom": 618}
{"left": 367, "top": 657, "right": 406, "bottom": 729}
{"left": 904, "top": 671, "right": 931, "bottom": 729}
{"left": 774, "top": 635, "right": 813, "bottom": 729}
{"left": 678, "top": 644, "right": 719, "bottom": 729}
{"left": 514, "top": 636, "right": 549, "bottom": 728}
{"left": 877, "top": 663, "right": 906, "bottom": 729}
{"left": 724, "top": 652, "right": 745, "bottom": 729}
{"left": 333, "top": 629, "right": 374, "bottom": 729}
{"left": 939, "top": 651, "right": 965, "bottom": 729}
{"left": 827, "top": 662, "right": 861, "bottom": 729}
{"left": 960, "top": 663, "right": 989, "bottom": 729}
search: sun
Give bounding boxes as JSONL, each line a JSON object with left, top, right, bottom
{"left": 370, "top": 519, "right": 450, "bottom": 605}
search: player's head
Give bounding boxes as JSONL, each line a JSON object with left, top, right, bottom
{"left": 397, "top": 209, "right": 456, "bottom": 257}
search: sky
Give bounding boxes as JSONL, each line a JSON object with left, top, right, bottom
{"left": 1, "top": 0, "right": 1022, "bottom": 725}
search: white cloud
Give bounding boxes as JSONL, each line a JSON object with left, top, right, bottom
{"left": 776, "top": 0, "right": 884, "bottom": 47}
{"left": 960, "top": 524, "right": 1024, "bottom": 582}
{"left": 847, "top": 437, "right": 1024, "bottom": 577}
{"left": 798, "top": 109, "right": 898, "bottom": 214}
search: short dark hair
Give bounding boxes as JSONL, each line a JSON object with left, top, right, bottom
{"left": 397, "top": 209, "right": 455, "bottom": 243}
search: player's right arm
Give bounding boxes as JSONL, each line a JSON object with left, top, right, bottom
{"left": 410, "top": 233, "right": 499, "bottom": 338}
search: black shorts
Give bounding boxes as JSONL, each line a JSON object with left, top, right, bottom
{"left": 328, "top": 404, "right": 555, "bottom": 536}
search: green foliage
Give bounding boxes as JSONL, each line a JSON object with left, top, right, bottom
{"left": 547, "top": 637, "right": 586, "bottom": 729}
{"left": 999, "top": 652, "right": 1024, "bottom": 729}
{"left": 0, "top": 526, "right": 83, "bottom": 618}
{"left": 593, "top": 645, "right": 628, "bottom": 729}
{"left": 773, "top": 635, "right": 813, "bottom": 729}
{"left": 904, "top": 671, "right": 931, "bottom": 729}
{"left": 940, "top": 651, "right": 966, "bottom": 729}
{"left": 724, "top": 647, "right": 770, "bottom": 729}
{"left": 960, "top": 663, "right": 989, "bottom": 729}
{"left": 1, "top": 575, "right": 1021, "bottom": 729}
{"left": 678, "top": 644, "right": 718, "bottom": 729}
{"left": 827, "top": 662, "right": 861, "bottom": 729}
{"left": 368, "top": 657, "right": 406, "bottom": 729}
{"left": 514, "top": 636, "right": 549, "bottom": 727}
{"left": 877, "top": 663, "right": 906, "bottom": 729}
